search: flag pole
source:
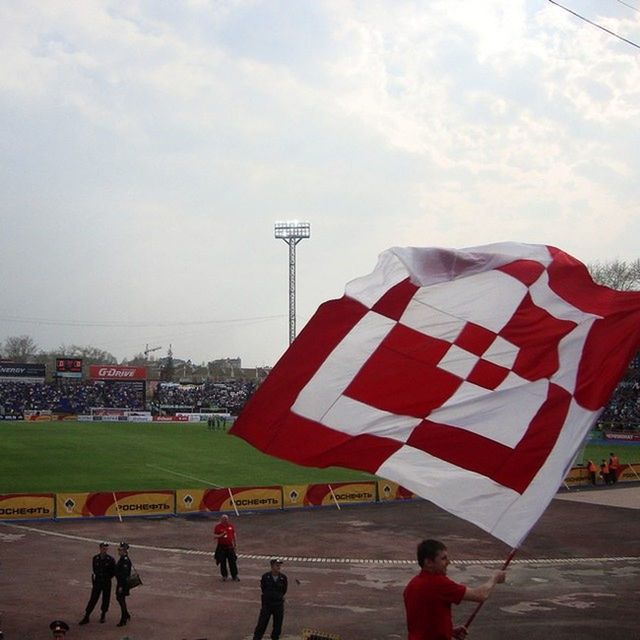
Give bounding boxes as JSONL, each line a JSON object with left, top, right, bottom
{"left": 627, "top": 463, "right": 640, "bottom": 482}
{"left": 462, "top": 547, "right": 518, "bottom": 632}
{"left": 227, "top": 487, "right": 240, "bottom": 516}
{"left": 112, "top": 492, "right": 123, "bottom": 523}
{"left": 327, "top": 484, "right": 341, "bottom": 510}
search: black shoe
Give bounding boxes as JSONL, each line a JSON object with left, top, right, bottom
{"left": 117, "top": 619, "right": 127, "bottom": 627}
{"left": 232, "top": 576, "right": 240, "bottom": 581}
{"left": 100, "top": 613, "right": 106, "bottom": 623}
{"left": 79, "top": 616, "right": 90, "bottom": 625}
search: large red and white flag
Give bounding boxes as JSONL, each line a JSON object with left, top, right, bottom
{"left": 231, "top": 243, "right": 640, "bottom": 546}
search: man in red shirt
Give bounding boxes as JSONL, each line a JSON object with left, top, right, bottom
{"left": 214, "top": 514, "right": 239, "bottom": 581}
{"left": 404, "top": 539, "right": 506, "bottom": 640}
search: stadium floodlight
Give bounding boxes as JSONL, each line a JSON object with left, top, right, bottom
{"left": 274, "top": 221, "right": 311, "bottom": 345}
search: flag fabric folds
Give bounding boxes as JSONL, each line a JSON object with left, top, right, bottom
{"left": 231, "top": 243, "right": 640, "bottom": 547}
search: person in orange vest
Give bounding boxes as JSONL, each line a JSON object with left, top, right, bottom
{"left": 587, "top": 460, "right": 597, "bottom": 486}
{"left": 600, "top": 459, "right": 611, "bottom": 485}
{"left": 608, "top": 453, "right": 620, "bottom": 484}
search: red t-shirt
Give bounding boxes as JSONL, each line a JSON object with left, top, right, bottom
{"left": 214, "top": 522, "right": 236, "bottom": 547}
{"left": 403, "top": 571, "right": 466, "bottom": 640}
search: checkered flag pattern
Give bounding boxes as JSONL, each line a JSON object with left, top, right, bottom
{"left": 232, "top": 243, "right": 640, "bottom": 546}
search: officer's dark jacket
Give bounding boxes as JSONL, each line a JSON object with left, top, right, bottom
{"left": 92, "top": 553, "right": 116, "bottom": 582}
{"left": 260, "top": 572, "right": 288, "bottom": 606}
{"left": 115, "top": 556, "right": 132, "bottom": 588}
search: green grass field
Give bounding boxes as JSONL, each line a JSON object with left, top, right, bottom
{"left": 0, "top": 420, "right": 372, "bottom": 493}
{"left": 574, "top": 442, "right": 639, "bottom": 466}
{"left": 1, "top": 421, "right": 638, "bottom": 494}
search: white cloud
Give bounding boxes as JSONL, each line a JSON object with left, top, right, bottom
{"left": 0, "top": 0, "right": 638, "bottom": 365}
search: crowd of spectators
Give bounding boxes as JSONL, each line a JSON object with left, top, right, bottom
{"left": 599, "top": 380, "right": 640, "bottom": 427}
{"left": 0, "top": 380, "right": 145, "bottom": 415}
{"left": 0, "top": 379, "right": 257, "bottom": 416}
{"left": 1, "top": 356, "right": 638, "bottom": 424}
{"left": 152, "top": 380, "right": 258, "bottom": 415}
{"left": 598, "top": 353, "right": 640, "bottom": 429}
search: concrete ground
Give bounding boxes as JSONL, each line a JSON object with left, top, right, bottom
{"left": 1, "top": 484, "right": 639, "bottom": 640}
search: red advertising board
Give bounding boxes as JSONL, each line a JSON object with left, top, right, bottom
{"left": 57, "top": 491, "right": 174, "bottom": 518}
{"left": 175, "top": 487, "right": 282, "bottom": 513}
{"left": 603, "top": 431, "right": 640, "bottom": 442}
{"left": 89, "top": 365, "right": 147, "bottom": 381}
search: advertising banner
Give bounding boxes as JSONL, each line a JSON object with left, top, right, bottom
{"left": 0, "top": 493, "right": 54, "bottom": 520}
{"left": 176, "top": 489, "right": 207, "bottom": 513}
{"left": 618, "top": 464, "right": 640, "bottom": 482}
{"left": 154, "top": 415, "right": 189, "bottom": 422}
{"left": 25, "top": 413, "right": 53, "bottom": 422}
{"left": 377, "top": 480, "right": 415, "bottom": 501}
{"left": 128, "top": 414, "right": 153, "bottom": 423}
{"left": 176, "top": 487, "right": 282, "bottom": 514}
{"left": 92, "top": 409, "right": 127, "bottom": 417}
{"left": 301, "top": 482, "right": 377, "bottom": 507}
{"left": 56, "top": 491, "right": 175, "bottom": 518}
{"left": 89, "top": 365, "right": 147, "bottom": 381}
{"left": 282, "top": 484, "right": 310, "bottom": 508}
{"left": 0, "top": 362, "right": 45, "bottom": 383}
{"left": 604, "top": 431, "right": 640, "bottom": 442}
{"left": 55, "top": 358, "right": 83, "bottom": 379}
{"left": 563, "top": 466, "right": 589, "bottom": 487}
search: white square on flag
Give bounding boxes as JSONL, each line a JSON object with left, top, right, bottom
{"left": 231, "top": 243, "right": 640, "bottom": 547}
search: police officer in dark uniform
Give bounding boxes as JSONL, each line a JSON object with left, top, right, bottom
{"left": 252, "top": 558, "right": 288, "bottom": 640}
{"left": 115, "top": 541, "right": 133, "bottom": 627}
{"left": 79, "top": 542, "right": 116, "bottom": 625}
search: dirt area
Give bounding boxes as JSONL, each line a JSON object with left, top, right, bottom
{"left": 1, "top": 485, "right": 639, "bottom": 640}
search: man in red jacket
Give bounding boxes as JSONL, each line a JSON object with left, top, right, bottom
{"left": 214, "top": 514, "right": 239, "bottom": 581}
{"left": 404, "top": 539, "right": 506, "bottom": 640}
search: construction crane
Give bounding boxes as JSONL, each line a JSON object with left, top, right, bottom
{"left": 144, "top": 344, "right": 162, "bottom": 359}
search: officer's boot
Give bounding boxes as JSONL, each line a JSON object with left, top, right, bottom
{"left": 79, "top": 615, "right": 90, "bottom": 625}
{"left": 99, "top": 612, "right": 106, "bottom": 623}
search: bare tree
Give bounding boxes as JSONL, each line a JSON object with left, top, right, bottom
{"left": 588, "top": 259, "right": 640, "bottom": 291}
{"left": 2, "top": 335, "right": 39, "bottom": 362}
{"left": 160, "top": 346, "right": 175, "bottom": 382}
{"left": 57, "top": 344, "right": 117, "bottom": 365}
{"left": 124, "top": 352, "right": 148, "bottom": 366}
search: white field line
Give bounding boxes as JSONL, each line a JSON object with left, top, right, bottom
{"left": 2, "top": 522, "right": 640, "bottom": 567}
{"left": 145, "top": 463, "right": 222, "bottom": 488}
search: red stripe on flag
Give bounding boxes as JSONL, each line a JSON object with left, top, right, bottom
{"left": 406, "top": 383, "right": 571, "bottom": 493}
{"left": 501, "top": 293, "right": 575, "bottom": 381}
{"left": 345, "top": 323, "right": 462, "bottom": 418}
{"left": 496, "top": 259, "right": 545, "bottom": 286}
{"left": 371, "top": 277, "right": 419, "bottom": 320}
{"left": 545, "top": 246, "right": 640, "bottom": 410}
{"left": 232, "top": 295, "right": 403, "bottom": 471}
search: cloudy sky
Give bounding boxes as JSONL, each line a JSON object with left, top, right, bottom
{"left": 1, "top": 0, "right": 639, "bottom": 368}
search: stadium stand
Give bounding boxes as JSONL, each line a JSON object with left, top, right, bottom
{"left": 152, "top": 380, "right": 257, "bottom": 416}
{"left": 0, "top": 380, "right": 144, "bottom": 414}
{"left": 0, "top": 379, "right": 257, "bottom": 416}
{"left": 598, "top": 353, "right": 640, "bottom": 429}
{"left": 0, "top": 353, "right": 636, "bottom": 422}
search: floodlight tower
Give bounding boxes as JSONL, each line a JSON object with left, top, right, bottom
{"left": 274, "top": 221, "right": 311, "bottom": 345}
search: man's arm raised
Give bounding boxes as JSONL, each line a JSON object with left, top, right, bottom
{"left": 462, "top": 570, "right": 506, "bottom": 603}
